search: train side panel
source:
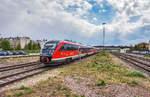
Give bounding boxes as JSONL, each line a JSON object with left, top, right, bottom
{"left": 51, "top": 42, "right": 80, "bottom": 63}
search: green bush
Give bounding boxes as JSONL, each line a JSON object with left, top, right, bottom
{"left": 18, "top": 85, "right": 29, "bottom": 90}
{"left": 96, "top": 80, "right": 106, "bottom": 86}
{"left": 13, "top": 92, "right": 23, "bottom": 97}
{"left": 1, "top": 40, "right": 10, "bottom": 50}
{"left": 128, "top": 80, "right": 138, "bottom": 86}
{"left": 126, "top": 71, "right": 146, "bottom": 78}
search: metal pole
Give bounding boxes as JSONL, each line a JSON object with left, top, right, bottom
{"left": 102, "top": 23, "right": 106, "bottom": 51}
{"left": 103, "top": 25, "right": 105, "bottom": 50}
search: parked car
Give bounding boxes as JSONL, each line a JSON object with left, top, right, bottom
{"left": 7, "top": 51, "right": 13, "bottom": 55}
{"left": 0, "top": 52, "right": 9, "bottom": 56}
{"left": 18, "top": 51, "right": 26, "bottom": 55}
{"left": 12, "top": 52, "right": 19, "bottom": 55}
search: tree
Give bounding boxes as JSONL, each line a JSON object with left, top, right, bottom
{"left": 1, "top": 40, "right": 10, "bottom": 50}
{"left": 130, "top": 45, "right": 134, "bottom": 50}
{"left": 33, "top": 42, "right": 40, "bottom": 50}
{"left": 16, "top": 43, "right": 21, "bottom": 50}
{"left": 38, "top": 43, "right": 41, "bottom": 49}
{"left": 28, "top": 41, "right": 33, "bottom": 50}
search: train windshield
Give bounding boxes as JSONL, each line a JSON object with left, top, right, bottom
{"left": 41, "top": 41, "right": 59, "bottom": 56}
{"left": 44, "top": 42, "right": 56, "bottom": 49}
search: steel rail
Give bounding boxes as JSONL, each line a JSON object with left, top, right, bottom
{"left": 0, "top": 68, "right": 48, "bottom": 87}
{"left": 0, "top": 61, "right": 40, "bottom": 72}
{"left": 0, "top": 53, "right": 98, "bottom": 88}
{"left": 112, "top": 52, "right": 150, "bottom": 73}
{"left": 0, "top": 64, "right": 44, "bottom": 80}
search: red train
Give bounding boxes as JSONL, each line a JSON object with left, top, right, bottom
{"left": 40, "top": 40, "right": 98, "bottom": 64}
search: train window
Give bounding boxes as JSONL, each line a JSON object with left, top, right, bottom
{"left": 67, "top": 44, "right": 71, "bottom": 51}
{"left": 59, "top": 44, "right": 65, "bottom": 51}
{"left": 74, "top": 45, "right": 79, "bottom": 50}
{"left": 70, "top": 44, "right": 74, "bottom": 50}
{"left": 59, "top": 43, "right": 79, "bottom": 51}
{"left": 71, "top": 44, "right": 76, "bottom": 50}
{"left": 64, "top": 44, "right": 69, "bottom": 51}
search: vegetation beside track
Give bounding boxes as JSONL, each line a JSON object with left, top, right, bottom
{"left": 60, "top": 52, "right": 149, "bottom": 85}
{"left": 0, "top": 56, "right": 39, "bottom": 64}
{"left": 6, "top": 77, "right": 81, "bottom": 97}
{"left": 144, "top": 54, "right": 150, "bottom": 58}
{"left": 2, "top": 52, "right": 150, "bottom": 97}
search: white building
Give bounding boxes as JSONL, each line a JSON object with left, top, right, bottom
{"left": 120, "top": 48, "right": 130, "bottom": 53}
{"left": 5, "top": 37, "right": 30, "bottom": 49}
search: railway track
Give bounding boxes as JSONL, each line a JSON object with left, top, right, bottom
{"left": 0, "top": 53, "right": 98, "bottom": 88}
{"left": 0, "top": 61, "right": 49, "bottom": 88}
{"left": 111, "top": 52, "right": 150, "bottom": 75}
{"left": 0, "top": 61, "right": 41, "bottom": 72}
{"left": 125, "top": 53, "right": 150, "bottom": 63}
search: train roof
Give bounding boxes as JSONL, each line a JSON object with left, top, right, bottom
{"left": 46, "top": 40, "right": 95, "bottom": 48}
{"left": 61, "top": 41, "right": 94, "bottom": 48}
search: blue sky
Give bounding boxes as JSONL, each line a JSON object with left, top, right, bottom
{"left": 0, "top": 0, "right": 150, "bottom": 46}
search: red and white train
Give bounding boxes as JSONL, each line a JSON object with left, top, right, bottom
{"left": 40, "top": 40, "right": 98, "bottom": 64}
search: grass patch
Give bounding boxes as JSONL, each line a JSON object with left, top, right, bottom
{"left": 7, "top": 92, "right": 23, "bottom": 97}
{"left": 144, "top": 55, "right": 150, "bottom": 58}
{"left": 12, "top": 92, "right": 23, "bottom": 97}
{"left": 7, "top": 86, "right": 35, "bottom": 97}
{"left": 0, "top": 56, "right": 39, "bottom": 63}
{"left": 6, "top": 77, "right": 80, "bottom": 97}
{"left": 96, "top": 80, "right": 106, "bottom": 86}
{"left": 60, "top": 51, "right": 149, "bottom": 86}
{"left": 18, "top": 85, "right": 29, "bottom": 90}
{"left": 126, "top": 71, "right": 146, "bottom": 78}
{"left": 128, "top": 80, "right": 139, "bottom": 86}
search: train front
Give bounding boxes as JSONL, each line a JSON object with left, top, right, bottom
{"left": 40, "top": 41, "right": 59, "bottom": 64}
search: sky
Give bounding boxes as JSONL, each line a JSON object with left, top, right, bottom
{"left": 0, "top": 0, "right": 150, "bottom": 46}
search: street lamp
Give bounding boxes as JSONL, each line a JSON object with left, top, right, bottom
{"left": 102, "top": 23, "right": 106, "bottom": 51}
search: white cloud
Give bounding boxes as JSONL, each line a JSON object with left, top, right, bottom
{"left": 0, "top": 0, "right": 150, "bottom": 45}
{"left": 0, "top": 0, "right": 98, "bottom": 41}
{"left": 92, "top": 17, "right": 97, "bottom": 22}
{"left": 99, "top": 9, "right": 106, "bottom": 13}
{"left": 106, "top": 0, "right": 150, "bottom": 36}
{"left": 59, "top": 0, "right": 92, "bottom": 16}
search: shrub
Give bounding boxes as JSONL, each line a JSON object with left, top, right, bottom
{"left": 126, "top": 71, "right": 146, "bottom": 78}
{"left": 128, "top": 80, "right": 138, "bottom": 86}
{"left": 19, "top": 85, "right": 29, "bottom": 90}
{"left": 13, "top": 92, "right": 23, "bottom": 97}
{"left": 96, "top": 80, "right": 106, "bottom": 86}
